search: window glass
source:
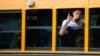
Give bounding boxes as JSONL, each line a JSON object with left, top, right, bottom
{"left": 26, "top": 9, "right": 52, "bottom": 50}
{"left": 0, "top": 11, "right": 21, "bottom": 49}
{"left": 57, "top": 9, "right": 84, "bottom": 50}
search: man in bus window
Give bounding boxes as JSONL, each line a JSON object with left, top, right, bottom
{"left": 59, "top": 9, "right": 84, "bottom": 47}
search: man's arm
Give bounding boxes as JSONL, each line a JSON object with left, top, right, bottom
{"left": 59, "top": 19, "right": 69, "bottom": 36}
{"left": 59, "top": 13, "right": 72, "bottom": 36}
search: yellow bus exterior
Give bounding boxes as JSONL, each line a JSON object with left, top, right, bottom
{"left": 0, "top": 0, "right": 100, "bottom": 54}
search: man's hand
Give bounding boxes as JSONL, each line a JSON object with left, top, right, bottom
{"left": 59, "top": 13, "right": 72, "bottom": 36}
{"left": 77, "top": 21, "right": 84, "bottom": 27}
{"left": 66, "top": 13, "right": 73, "bottom": 22}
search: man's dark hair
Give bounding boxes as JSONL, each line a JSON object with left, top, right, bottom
{"left": 73, "top": 9, "right": 84, "bottom": 15}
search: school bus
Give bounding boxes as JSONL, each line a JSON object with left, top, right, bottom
{"left": 0, "top": 0, "right": 100, "bottom": 55}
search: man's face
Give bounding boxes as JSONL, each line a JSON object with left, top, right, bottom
{"left": 73, "top": 10, "right": 82, "bottom": 20}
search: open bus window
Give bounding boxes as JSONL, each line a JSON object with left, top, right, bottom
{"left": 57, "top": 8, "right": 84, "bottom": 50}
{"left": 0, "top": 11, "right": 21, "bottom": 49}
{"left": 26, "top": 9, "right": 52, "bottom": 50}
{"left": 89, "top": 8, "right": 100, "bottom": 51}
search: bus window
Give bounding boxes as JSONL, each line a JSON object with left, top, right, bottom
{"left": 0, "top": 11, "right": 21, "bottom": 49}
{"left": 57, "top": 8, "right": 84, "bottom": 50}
{"left": 26, "top": 9, "right": 52, "bottom": 50}
{"left": 89, "top": 8, "right": 100, "bottom": 51}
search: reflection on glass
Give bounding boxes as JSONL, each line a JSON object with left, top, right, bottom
{"left": 90, "top": 15, "right": 99, "bottom": 26}
{"left": 0, "top": 13, "right": 21, "bottom": 49}
{"left": 0, "top": 33, "right": 21, "bottom": 49}
{"left": 89, "top": 8, "right": 100, "bottom": 51}
{"left": 26, "top": 10, "right": 52, "bottom": 50}
{"left": 90, "top": 29, "right": 100, "bottom": 48}
{"left": 26, "top": 29, "right": 51, "bottom": 47}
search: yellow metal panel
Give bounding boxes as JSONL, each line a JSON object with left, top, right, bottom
{"left": 89, "top": 0, "right": 100, "bottom": 8}
{"left": 21, "top": 0, "right": 26, "bottom": 52}
{"left": 84, "top": 7, "right": 89, "bottom": 53}
{"left": 26, "top": 0, "right": 54, "bottom": 9}
{"left": 84, "top": 0, "right": 89, "bottom": 53}
{"left": 21, "top": 10, "right": 26, "bottom": 52}
{"left": 52, "top": 9, "right": 57, "bottom": 52}
{"left": 56, "top": 0, "right": 84, "bottom": 8}
{"left": 0, "top": 0, "right": 25, "bottom": 10}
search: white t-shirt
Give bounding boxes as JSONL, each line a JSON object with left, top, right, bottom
{"left": 61, "top": 18, "right": 84, "bottom": 30}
